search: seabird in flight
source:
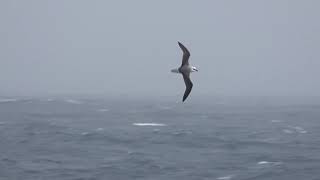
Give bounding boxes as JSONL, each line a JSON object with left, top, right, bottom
{"left": 171, "top": 42, "right": 198, "bottom": 102}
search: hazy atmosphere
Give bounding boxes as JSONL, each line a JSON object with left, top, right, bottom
{"left": 1, "top": 0, "right": 320, "bottom": 97}
{"left": 2, "top": 2, "right": 320, "bottom": 179}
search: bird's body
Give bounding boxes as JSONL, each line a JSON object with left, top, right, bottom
{"left": 171, "top": 65, "right": 197, "bottom": 74}
{"left": 171, "top": 42, "right": 198, "bottom": 102}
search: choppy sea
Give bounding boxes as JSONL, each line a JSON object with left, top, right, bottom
{"left": 0, "top": 96, "right": 320, "bottom": 180}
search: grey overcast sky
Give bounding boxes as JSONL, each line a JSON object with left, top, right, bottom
{"left": 0, "top": 0, "right": 320, "bottom": 97}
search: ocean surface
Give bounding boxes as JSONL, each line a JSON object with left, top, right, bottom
{"left": 0, "top": 96, "right": 320, "bottom": 180}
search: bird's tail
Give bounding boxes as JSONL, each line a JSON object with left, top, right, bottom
{"left": 171, "top": 68, "right": 180, "bottom": 73}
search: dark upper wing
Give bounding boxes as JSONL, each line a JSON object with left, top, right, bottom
{"left": 182, "top": 72, "right": 193, "bottom": 102}
{"left": 178, "top": 42, "right": 190, "bottom": 67}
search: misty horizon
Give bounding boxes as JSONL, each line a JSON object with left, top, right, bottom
{"left": 1, "top": 1, "right": 320, "bottom": 97}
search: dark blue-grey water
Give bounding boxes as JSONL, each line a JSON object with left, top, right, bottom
{"left": 0, "top": 97, "right": 320, "bottom": 180}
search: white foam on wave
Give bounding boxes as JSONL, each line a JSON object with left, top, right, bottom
{"left": 283, "top": 126, "right": 307, "bottom": 134}
{"left": 65, "top": 99, "right": 83, "bottom": 104}
{"left": 172, "top": 129, "right": 193, "bottom": 136}
{"left": 81, "top": 132, "right": 89, "bottom": 135}
{"left": 257, "top": 161, "right": 282, "bottom": 166}
{"left": 257, "top": 161, "right": 270, "bottom": 165}
{"left": 216, "top": 175, "right": 234, "bottom": 180}
{"left": 289, "top": 126, "right": 307, "bottom": 133}
{"left": 283, "top": 129, "right": 294, "bottom": 134}
{"left": 95, "top": 128, "right": 104, "bottom": 131}
{"left": 133, "top": 123, "right": 167, "bottom": 127}
{"left": 0, "top": 98, "right": 18, "bottom": 103}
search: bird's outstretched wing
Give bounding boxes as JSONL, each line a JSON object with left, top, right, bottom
{"left": 178, "top": 42, "right": 190, "bottom": 67}
{"left": 182, "top": 72, "right": 193, "bottom": 102}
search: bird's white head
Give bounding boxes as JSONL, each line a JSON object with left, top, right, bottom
{"left": 192, "top": 66, "right": 198, "bottom": 72}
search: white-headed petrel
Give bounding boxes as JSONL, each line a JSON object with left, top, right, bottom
{"left": 171, "top": 42, "right": 198, "bottom": 102}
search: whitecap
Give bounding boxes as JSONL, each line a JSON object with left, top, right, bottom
{"left": 291, "top": 126, "right": 307, "bottom": 133}
{"left": 257, "top": 161, "right": 282, "bottom": 165}
{"left": 282, "top": 126, "right": 308, "bottom": 134}
{"left": 216, "top": 175, "right": 234, "bottom": 180}
{"left": 81, "top": 132, "right": 89, "bottom": 135}
{"left": 282, "top": 129, "right": 293, "bottom": 134}
{"left": 95, "top": 128, "right": 104, "bottom": 131}
{"left": 271, "top": 119, "right": 282, "bottom": 123}
{"left": 257, "top": 161, "right": 270, "bottom": 165}
{"left": 133, "top": 123, "right": 166, "bottom": 127}
{"left": 0, "top": 98, "right": 18, "bottom": 103}
{"left": 172, "top": 130, "right": 192, "bottom": 136}
{"left": 65, "top": 99, "right": 83, "bottom": 104}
